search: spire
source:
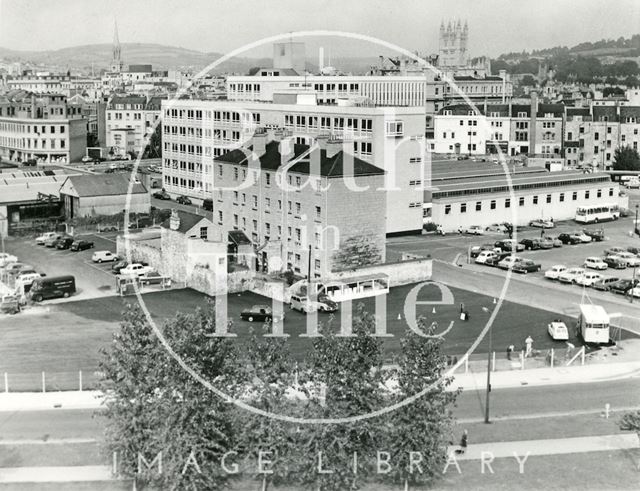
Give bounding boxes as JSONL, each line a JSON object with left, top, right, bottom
{"left": 111, "top": 18, "right": 122, "bottom": 72}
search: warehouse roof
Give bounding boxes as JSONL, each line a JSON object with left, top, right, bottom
{"left": 59, "top": 174, "right": 147, "bottom": 197}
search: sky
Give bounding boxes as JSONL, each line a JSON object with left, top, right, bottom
{"left": 1, "top": 0, "right": 639, "bottom": 58}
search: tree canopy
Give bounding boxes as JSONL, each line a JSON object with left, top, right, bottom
{"left": 612, "top": 146, "right": 640, "bottom": 172}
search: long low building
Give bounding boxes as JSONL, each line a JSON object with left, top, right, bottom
{"left": 427, "top": 170, "right": 627, "bottom": 231}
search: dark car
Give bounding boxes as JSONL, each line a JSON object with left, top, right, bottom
{"left": 557, "top": 233, "right": 581, "bottom": 245}
{"left": 140, "top": 271, "right": 170, "bottom": 286}
{"left": 70, "top": 240, "right": 94, "bottom": 251}
{"left": 97, "top": 224, "right": 118, "bottom": 233}
{"left": 592, "top": 277, "right": 621, "bottom": 291}
{"left": 152, "top": 190, "right": 171, "bottom": 200}
{"left": 520, "top": 238, "right": 541, "bottom": 251}
{"left": 484, "top": 252, "right": 512, "bottom": 267}
{"left": 176, "top": 195, "right": 192, "bottom": 205}
{"left": 202, "top": 198, "right": 213, "bottom": 211}
{"left": 55, "top": 237, "right": 74, "bottom": 249}
{"left": 609, "top": 279, "right": 640, "bottom": 295}
{"left": 240, "top": 304, "right": 284, "bottom": 323}
{"left": 627, "top": 246, "right": 640, "bottom": 255}
{"left": 512, "top": 259, "right": 542, "bottom": 274}
{"left": 583, "top": 229, "right": 605, "bottom": 242}
{"left": 112, "top": 260, "right": 128, "bottom": 274}
{"left": 603, "top": 256, "right": 627, "bottom": 269}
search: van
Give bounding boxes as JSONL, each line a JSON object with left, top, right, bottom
{"left": 29, "top": 275, "right": 76, "bottom": 302}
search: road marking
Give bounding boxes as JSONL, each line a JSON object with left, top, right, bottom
{"left": 457, "top": 405, "right": 640, "bottom": 424}
{"left": 82, "top": 260, "right": 115, "bottom": 276}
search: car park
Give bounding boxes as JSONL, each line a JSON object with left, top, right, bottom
{"left": 610, "top": 252, "right": 640, "bottom": 267}
{"left": 558, "top": 267, "right": 586, "bottom": 284}
{"left": 529, "top": 219, "right": 555, "bottom": 229}
{"left": 70, "top": 240, "right": 94, "bottom": 251}
{"left": 464, "top": 225, "right": 484, "bottom": 235}
{"left": 583, "top": 229, "right": 605, "bottom": 242}
{"left": 240, "top": 305, "right": 284, "bottom": 323}
{"left": 92, "top": 251, "right": 118, "bottom": 263}
{"left": 176, "top": 195, "right": 192, "bottom": 205}
{"left": 495, "top": 239, "right": 525, "bottom": 252}
{"left": 592, "top": 277, "right": 621, "bottom": 291}
{"left": 575, "top": 271, "right": 603, "bottom": 287}
{"left": 0, "top": 253, "right": 18, "bottom": 267}
{"left": 35, "top": 232, "right": 58, "bottom": 245}
{"left": 547, "top": 320, "right": 569, "bottom": 341}
{"left": 44, "top": 234, "right": 64, "bottom": 247}
{"left": 544, "top": 265, "right": 567, "bottom": 280}
{"left": 56, "top": 237, "right": 75, "bottom": 250}
{"left": 583, "top": 257, "right": 608, "bottom": 270}
{"left": 603, "top": 256, "right": 627, "bottom": 269}
{"left": 152, "top": 190, "right": 171, "bottom": 200}
{"left": 512, "top": 259, "right": 542, "bottom": 274}
{"left": 557, "top": 233, "right": 581, "bottom": 245}
{"left": 609, "top": 279, "right": 639, "bottom": 295}
{"left": 498, "top": 256, "right": 523, "bottom": 270}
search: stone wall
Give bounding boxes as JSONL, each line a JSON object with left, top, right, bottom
{"left": 329, "top": 258, "right": 432, "bottom": 287}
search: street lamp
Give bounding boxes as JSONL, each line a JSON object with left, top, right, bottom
{"left": 484, "top": 321, "right": 492, "bottom": 424}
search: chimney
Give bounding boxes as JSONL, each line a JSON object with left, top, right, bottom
{"left": 252, "top": 130, "right": 267, "bottom": 157}
{"left": 499, "top": 69, "right": 507, "bottom": 103}
{"left": 529, "top": 91, "right": 538, "bottom": 157}
{"left": 279, "top": 138, "right": 292, "bottom": 169}
{"left": 325, "top": 139, "right": 342, "bottom": 159}
{"left": 169, "top": 209, "right": 180, "bottom": 231}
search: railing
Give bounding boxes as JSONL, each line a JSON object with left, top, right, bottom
{"left": 2, "top": 369, "right": 102, "bottom": 393}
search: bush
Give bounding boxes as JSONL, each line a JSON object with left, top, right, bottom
{"left": 423, "top": 222, "right": 439, "bottom": 232}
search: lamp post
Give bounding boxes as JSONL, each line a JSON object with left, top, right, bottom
{"left": 484, "top": 321, "right": 492, "bottom": 424}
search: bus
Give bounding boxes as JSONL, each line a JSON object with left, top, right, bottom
{"left": 574, "top": 203, "right": 619, "bottom": 224}
{"left": 577, "top": 304, "right": 610, "bottom": 345}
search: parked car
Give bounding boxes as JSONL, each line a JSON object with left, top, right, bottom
{"left": 529, "top": 219, "right": 555, "bottom": 229}
{"left": 550, "top": 237, "right": 563, "bottom": 248}
{"left": 475, "top": 250, "right": 499, "bottom": 264}
{"left": 96, "top": 224, "right": 118, "bottom": 233}
{"left": 544, "top": 265, "right": 567, "bottom": 280}
{"left": 3, "top": 262, "right": 32, "bottom": 275}
{"left": 575, "top": 271, "right": 603, "bottom": 287}
{"left": 35, "top": 232, "right": 58, "bottom": 245}
{"left": 547, "top": 320, "right": 569, "bottom": 341}
{"left": 55, "top": 237, "right": 75, "bottom": 250}
{"left": 44, "top": 234, "right": 64, "bottom": 247}
{"left": 176, "top": 195, "right": 192, "bottom": 205}
{"left": 592, "top": 277, "right": 620, "bottom": 292}
{"left": 15, "top": 272, "right": 43, "bottom": 286}
{"left": 92, "top": 250, "right": 118, "bottom": 263}
{"left": 484, "top": 252, "right": 512, "bottom": 267}
{"left": 583, "top": 229, "right": 605, "bottom": 242}
{"left": 470, "top": 244, "right": 496, "bottom": 258}
{"left": 70, "top": 240, "right": 94, "bottom": 251}
{"left": 0, "top": 294, "right": 21, "bottom": 314}
{"left": 627, "top": 246, "right": 640, "bottom": 255}
{"left": 604, "top": 246, "right": 627, "bottom": 256}
{"left": 519, "top": 238, "right": 541, "bottom": 250}
{"left": 0, "top": 253, "right": 18, "bottom": 267}
{"left": 464, "top": 225, "right": 485, "bottom": 235}
{"left": 512, "top": 259, "right": 542, "bottom": 274}
{"left": 583, "top": 257, "right": 608, "bottom": 270}
{"left": 485, "top": 223, "right": 508, "bottom": 233}
{"left": 603, "top": 256, "right": 627, "bottom": 269}
{"left": 140, "top": 271, "right": 171, "bottom": 286}
{"left": 202, "top": 198, "right": 213, "bottom": 211}
{"left": 572, "top": 231, "right": 592, "bottom": 243}
{"left": 111, "top": 260, "right": 129, "bottom": 273}
{"left": 240, "top": 305, "right": 284, "bottom": 323}
{"left": 539, "top": 238, "right": 555, "bottom": 249}
{"left": 495, "top": 239, "right": 525, "bottom": 252}
{"left": 498, "top": 256, "right": 523, "bottom": 270}
{"left": 609, "top": 279, "right": 640, "bottom": 295}
{"left": 152, "top": 190, "right": 171, "bottom": 200}
{"left": 119, "top": 263, "right": 154, "bottom": 277}
{"left": 29, "top": 275, "right": 76, "bottom": 302}
{"left": 610, "top": 252, "right": 640, "bottom": 267}
{"left": 557, "top": 233, "right": 581, "bottom": 245}
{"left": 290, "top": 294, "right": 339, "bottom": 314}
{"left": 558, "top": 267, "right": 586, "bottom": 284}
{"left": 630, "top": 287, "right": 640, "bottom": 298}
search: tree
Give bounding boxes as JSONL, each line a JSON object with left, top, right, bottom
{"left": 520, "top": 74, "right": 537, "bottom": 87}
{"left": 332, "top": 235, "right": 383, "bottom": 270}
{"left": 144, "top": 123, "right": 162, "bottom": 159}
{"left": 612, "top": 146, "right": 640, "bottom": 171}
{"left": 381, "top": 321, "right": 459, "bottom": 490}
{"left": 100, "top": 303, "right": 243, "bottom": 490}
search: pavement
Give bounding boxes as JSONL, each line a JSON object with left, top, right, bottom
{"left": 0, "top": 391, "right": 103, "bottom": 412}
{"left": 0, "top": 465, "right": 112, "bottom": 483}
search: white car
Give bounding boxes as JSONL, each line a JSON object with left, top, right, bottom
{"left": 558, "top": 267, "right": 586, "bottom": 284}
{"left": 475, "top": 250, "right": 498, "bottom": 264}
{"left": 575, "top": 271, "right": 603, "bottom": 287}
{"left": 611, "top": 252, "right": 640, "bottom": 267}
{"left": 15, "top": 272, "right": 42, "bottom": 286}
{"left": 92, "top": 250, "right": 118, "bottom": 263}
{"left": 547, "top": 320, "right": 569, "bottom": 341}
{"left": 35, "top": 232, "right": 57, "bottom": 245}
{"left": 464, "top": 225, "right": 485, "bottom": 235}
{"left": 0, "top": 253, "right": 18, "bottom": 267}
{"left": 572, "top": 231, "right": 592, "bottom": 243}
{"left": 544, "top": 265, "right": 567, "bottom": 280}
{"left": 119, "top": 263, "right": 153, "bottom": 277}
{"left": 498, "top": 256, "right": 522, "bottom": 270}
{"left": 630, "top": 287, "right": 640, "bottom": 298}
{"left": 583, "top": 257, "right": 608, "bottom": 271}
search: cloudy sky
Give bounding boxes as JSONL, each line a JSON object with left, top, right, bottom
{"left": 1, "top": 0, "right": 639, "bottom": 58}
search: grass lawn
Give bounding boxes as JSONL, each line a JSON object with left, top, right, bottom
{"left": 0, "top": 283, "right": 635, "bottom": 390}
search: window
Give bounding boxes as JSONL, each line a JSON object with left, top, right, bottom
{"left": 460, "top": 203, "right": 467, "bottom": 213}
{"left": 519, "top": 197, "right": 525, "bottom": 206}
{"left": 609, "top": 188, "right": 614, "bottom": 197}
{"left": 572, "top": 191, "right": 578, "bottom": 201}
{"left": 200, "top": 227, "right": 208, "bottom": 240}
{"left": 559, "top": 193, "right": 565, "bottom": 202}
{"left": 505, "top": 198, "right": 511, "bottom": 208}
{"left": 217, "top": 211, "right": 223, "bottom": 224}
{"left": 546, "top": 194, "right": 551, "bottom": 204}
{"left": 585, "top": 190, "right": 590, "bottom": 199}
{"left": 265, "top": 173, "right": 271, "bottom": 186}
{"left": 315, "top": 206, "right": 321, "bottom": 219}
{"left": 533, "top": 195, "right": 538, "bottom": 205}
{"left": 385, "top": 121, "right": 404, "bottom": 136}
{"left": 475, "top": 201, "right": 481, "bottom": 211}
{"left": 252, "top": 195, "right": 257, "bottom": 209}
{"left": 596, "top": 189, "right": 602, "bottom": 198}
{"left": 490, "top": 200, "right": 496, "bottom": 210}
{"left": 445, "top": 204, "right": 451, "bottom": 215}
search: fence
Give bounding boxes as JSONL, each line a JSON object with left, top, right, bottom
{"left": 2, "top": 369, "right": 102, "bottom": 393}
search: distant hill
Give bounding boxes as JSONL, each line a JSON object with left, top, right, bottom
{"left": 0, "top": 43, "right": 380, "bottom": 75}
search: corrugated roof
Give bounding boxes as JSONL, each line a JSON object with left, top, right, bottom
{"left": 61, "top": 174, "right": 147, "bottom": 197}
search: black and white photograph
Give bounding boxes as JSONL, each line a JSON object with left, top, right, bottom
{"left": 0, "top": 0, "right": 640, "bottom": 489}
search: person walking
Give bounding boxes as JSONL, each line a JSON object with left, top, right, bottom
{"left": 525, "top": 336, "right": 533, "bottom": 357}
{"left": 507, "top": 344, "right": 514, "bottom": 360}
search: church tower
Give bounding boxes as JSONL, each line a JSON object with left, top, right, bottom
{"left": 438, "top": 19, "right": 469, "bottom": 67}
{"left": 110, "top": 20, "right": 123, "bottom": 73}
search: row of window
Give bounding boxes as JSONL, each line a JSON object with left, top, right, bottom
{"left": 0, "top": 123, "right": 66, "bottom": 134}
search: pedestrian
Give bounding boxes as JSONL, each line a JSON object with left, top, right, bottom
{"left": 540, "top": 228, "right": 545, "bottom": 238}
{"left": 507, "top": 344, "right": 514, "bottom": 360}
{"left": 525, "top": 336, "right": 533, "bottom": 357}
{"left": 457, "top": 429, "right": 468, "bottom": 454}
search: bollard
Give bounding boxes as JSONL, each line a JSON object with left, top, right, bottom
{"left": 42, "top": 371, "right": 46, "bottom": 393}
{"left": 79, "top": 370, "right": 83, "bottom": 392}
{"left": 4, "top": 372, "right": 8, "bottom": 393}
{"left": 605, "top": 403, "right": 610, "bottom": 419}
